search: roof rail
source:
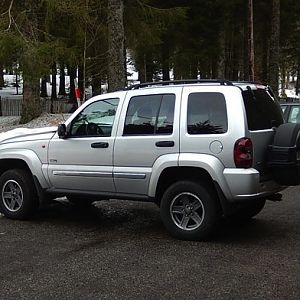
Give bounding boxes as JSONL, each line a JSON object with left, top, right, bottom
{"left": 125, "top": 79, "right": 233, "bottom": 90}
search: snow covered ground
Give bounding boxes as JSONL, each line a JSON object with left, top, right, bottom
{"left": 0, "top": 113, "right": 71, "bottom": 133}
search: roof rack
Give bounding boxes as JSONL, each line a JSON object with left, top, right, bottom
{"left": 125, "top": 79, "right": 233, "bottom": 90}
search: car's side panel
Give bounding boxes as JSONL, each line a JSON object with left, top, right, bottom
{"left": 46, "top": 92, "right": 125, "bottom": 193}
{"left": 113, "top": 87, "right": 182, "bottom": 195}
{"left": 180, "top": 86, "right": 246, "bottom": 168}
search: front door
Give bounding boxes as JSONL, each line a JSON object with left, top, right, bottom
{"left": 47, "top": 97, "right": 121, "bottom": 193}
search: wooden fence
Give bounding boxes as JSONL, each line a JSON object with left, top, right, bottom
{"left": 0, "top": 97, "right": 72, "bottom": 116}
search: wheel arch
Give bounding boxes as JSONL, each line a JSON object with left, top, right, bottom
{"left": 0, "top": 149, "right": 49, "bottom": 189}
{"left": 154, "top": 166, "right": 217, "bottom": 204}
{"left": 0, "top": 158, "right": 32, "bottom": 178}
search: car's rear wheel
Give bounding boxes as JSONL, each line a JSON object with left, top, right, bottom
{"left": 160, "top": 181, "right": 220, "bottom": 241}
{"left": 0, "top": 169, "right": 38, "bottom": 219}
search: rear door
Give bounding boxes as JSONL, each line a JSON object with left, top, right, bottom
{"left": 113, "top": 87, "right": 181, "bottom": 196}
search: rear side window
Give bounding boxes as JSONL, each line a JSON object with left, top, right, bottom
{"left": 123, "top": 94, "right": 175, "bottom": 135}
{"left": 187, "top": 92, "right": 227, "bottom": 134}
{"left": 242, "top": 89, "right": 284, "bottom": 130}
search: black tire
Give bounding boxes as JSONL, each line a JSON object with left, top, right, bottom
{"left": 229, "top": 199, "right": 266, "bottom": 221}
{"left": 273, "top": 123, "right": 300, "bottom": 147}
{"left": 67, "top": 196, "right": 94, "bottom": 206}
{"left": 0, "top": 169, "right": 38, "bottom": 220}
{"left": 160, "top": 181, "right": 220, "bottom": 241}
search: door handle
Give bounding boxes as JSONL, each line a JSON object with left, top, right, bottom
{"left": 91, "top": 142, "right": 109, "bottom": 148}
{"left": 155, "top": 141, "right": 175, "bottom": 147}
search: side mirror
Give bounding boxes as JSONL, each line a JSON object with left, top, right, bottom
{"left": 57, "top": 124, "right": 68, "bottom": 139}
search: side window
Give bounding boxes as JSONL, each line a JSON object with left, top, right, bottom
{"left": 187, "top": 92, "right": 227, "bottom": 134}
{"left": 288, "top": 106, "right": 300, "bottom": 123}
{"left": 123, "top": 94, "right": 175, "bottom": 135}
{"left": 70, "top": 98, "right": 119, "bottom": 137}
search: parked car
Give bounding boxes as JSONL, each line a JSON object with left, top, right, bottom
{"left": 280, "top": 102, "right": 300, "bottom": 123}
{"left": 0, "top": 79, "right": 299, "bottom": 241}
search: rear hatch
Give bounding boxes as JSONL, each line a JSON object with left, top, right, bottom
{"left": 242, "top": 86, "right": 284, "bottom": 178}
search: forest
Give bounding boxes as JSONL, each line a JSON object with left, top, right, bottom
{"left": 0, "top": 0, "right": 299, "bottom": 122}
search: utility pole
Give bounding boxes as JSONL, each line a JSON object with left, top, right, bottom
{"left": 248, "top": 0, "right": 255, "bottom": 82}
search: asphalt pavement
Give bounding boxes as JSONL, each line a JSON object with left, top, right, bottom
{"left": 0, "top": 186, "right": 299, "bottom": 300}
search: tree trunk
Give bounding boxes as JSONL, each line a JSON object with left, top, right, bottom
{"left": 51, "top": 62, "right": 57, "bottom": 100}
{"left": 58, "top": 63, "right": 66, "bottom": 96}
{"left": 280, "top": 65, "right": 287, "bottom": 98}
{"left": 20, "top": 0, "right": 42, "bottom": 123}
{"left": 21, "top": 79, "right": 41, "bottom": 124}
{"left": 137, "top": 54, "right": 147, "bottom": 83}
{"left": 107, "top": 0, "right": 126, "bottom": 92}
{"left": 247, "top": 0, "right": 255, "bottom": 81}
{"left": 260, "top": 36, "right": 269, "bottom": 85}
{"left": 92, "top": 76, "right": 102, "bottom": 96}
{"left": 268, "top": 0, "right": 280, "bottom": 98}
{"left": 296, "top": 66, "right": 300, "bottom": 95}
{"left": 68, "top": 65, "right": 76, "bottom": 104}
{"left": 40, "top": 76, "right": 48, "bottom": 97}
{"left": 0, "top": 65, "right": 4, "bottom": 89}
{"left": 78, "top": 65, "right": 84, "bottom": 101}
{"left": 243, "top": 10, "right": 249, "bottom": 81}
{"left": 217, "top": 29, "right": 226, "bottom": 79}
{"left": 21, "top": 51, "right": 42, "bottom": 124}
{"left": 161, "top": 38, "right": 170, "bottom": 81}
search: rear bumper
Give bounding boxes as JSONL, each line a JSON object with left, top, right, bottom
{"left": 222, "top": 168, "right": 284, "bottom": 202}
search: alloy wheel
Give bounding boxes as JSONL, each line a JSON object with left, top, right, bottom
{"left": 2, "top": 180, "right": 24, "bottom": 212}
{"left": 170, "top": 192, "right": 205, "bottom": 231}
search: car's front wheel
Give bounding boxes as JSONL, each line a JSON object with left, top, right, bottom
{"left": 160, "top": 181, "right": 220, "bottom": 241}
{"left": 0, "top": 169, "right": 38, "bottom": 219}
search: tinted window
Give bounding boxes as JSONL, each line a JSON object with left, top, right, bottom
{"left": 70, "top": 98, "right": 119, "bottom": 137}
{"left": 288, "top": 106, "right": 300, "bottom": 123}
{"left": 187, "top": 92, "right": 227, "bottom": 134}
{"left": 242, "top": 89, "right": 284, "bottom": 130}
{"left": 124, "top": 94, "right": 175, "bottom": 135}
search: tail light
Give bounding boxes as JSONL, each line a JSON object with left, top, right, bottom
{"left": 234, "top": 138, "right": 253, "bottom": 168}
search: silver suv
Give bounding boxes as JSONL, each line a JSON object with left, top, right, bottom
{"left": 0, "top": 80, "right": 297, "bottom": 240}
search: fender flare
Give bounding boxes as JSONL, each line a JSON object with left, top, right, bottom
{"left": 0, "top": 149, "right": 49, "bottom": 189}
{"left": 148, "top": 153, "right": 231, "bottom": 198}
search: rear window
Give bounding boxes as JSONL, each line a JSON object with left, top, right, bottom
{"left": 242, "top": 88, "right": 284, "bottom": 130}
